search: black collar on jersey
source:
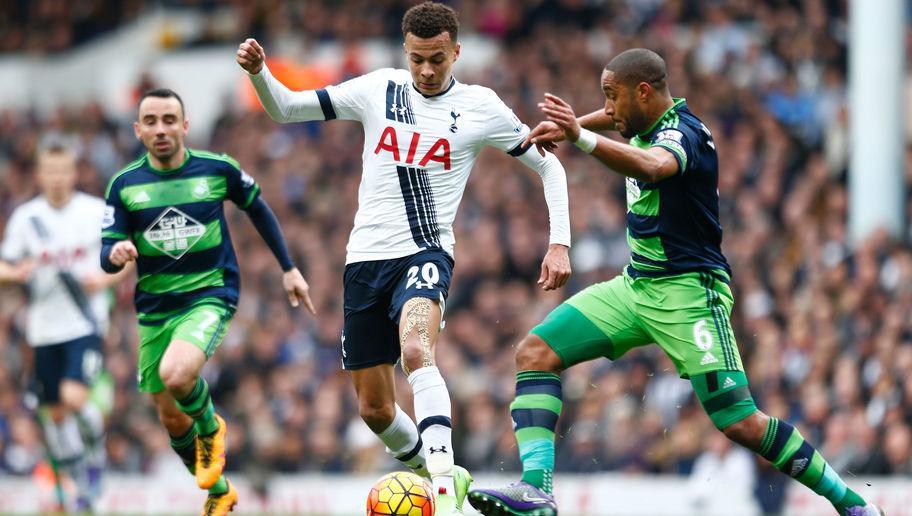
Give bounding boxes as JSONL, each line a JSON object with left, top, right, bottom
{"left": 412, "top": 76, "right": 457, "bottom": 98}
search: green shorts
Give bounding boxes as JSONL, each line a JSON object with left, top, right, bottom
{"left": 136, "top": 301, "right": 233, "bottom": 393}
{"left": 532, "top": 270, "right": 743, "bottom": 378}
{"left": 533, "top": 270, "right": 756, "bottom": 428}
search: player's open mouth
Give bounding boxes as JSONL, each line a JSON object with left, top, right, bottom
{"left": 154, "top": 141, "right": 170, "bottom": 150}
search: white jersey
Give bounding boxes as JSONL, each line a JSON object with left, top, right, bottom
{"left": 315, "top": 68, "right": 570, "bottom": 263}
{"left": 1, "top": 192, "right": 110, "bottom": 346}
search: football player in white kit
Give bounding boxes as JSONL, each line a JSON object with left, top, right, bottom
{"left": 0, "top": 142, "right": 129, "bottom": 511}
{"left": 237, "top": 2, "right": 571, "bottom": 513}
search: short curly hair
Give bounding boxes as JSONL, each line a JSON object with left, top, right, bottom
{"left": 401, "top": 1, "right": 459, "bottom": 42}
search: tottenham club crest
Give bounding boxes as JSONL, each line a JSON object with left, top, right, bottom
{"left": 449, "top": 109, "right": 460, "bottom": 133}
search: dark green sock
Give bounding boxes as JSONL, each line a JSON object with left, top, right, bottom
{"left": 758, "top": 417, "right": 867, "bottom": 514}
{"left": 511, "top": 371, "right": 562, "bottom": 494}
{"left": 169, "top": 426, "right": 197, "bottom": 475}
{"left": 176, "top": 377, "right": 219, "bottom": 436}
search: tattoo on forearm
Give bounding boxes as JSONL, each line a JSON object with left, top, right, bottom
{"left": 400, "top": 297, "right": 435, "bottom": 375}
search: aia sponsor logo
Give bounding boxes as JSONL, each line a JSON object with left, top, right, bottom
{"left": 374, "top": 126, "right": 451, "bottom": 171}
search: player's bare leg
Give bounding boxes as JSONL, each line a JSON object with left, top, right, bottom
{"left": 152, "top": 390, "right": 197, "bottom": 474}
{"left": 39, "top": 401, "right": 89, "bottom": 512}
{"left": 158, "top": 340, "right": 232, "bottom": 507}
{"left": 351, "top": 363, "right": 430, "bottom": 479}
{"left": 59, "top": 379, "right": 105, "bottom": 508}
{"left": 351, "top": 363, "right": 398, "bottom": 433}
{"left": 152, "top": 387, "right": 237, "bottom": 514}
{"left": 399, "top": 297, "right": 471, "bottom": 514}
{"left": 468, "top": 334, "right": 560, "bottom": 516}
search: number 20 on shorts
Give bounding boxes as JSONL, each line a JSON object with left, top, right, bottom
{"left": 407, "top": 262, "right": 439, "bottom": 290}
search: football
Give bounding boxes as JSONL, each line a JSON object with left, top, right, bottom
{"left": 366, "top": 471, "right": 435, "bottom": 516}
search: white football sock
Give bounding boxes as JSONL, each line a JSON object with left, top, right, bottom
{"left": 41, "top": 413, "right": 85, "bottom": 462}
{"left": 376, "top": 404, "right": 429, "bottom": 478}
{"left": 75, "top": 401, "right": 106, "bottom": 469}
{"left": 408, "top": 366, "right": 455, "bottom": 495}
{"left": 75, "top": 401, "right": 105, "bottom": 443}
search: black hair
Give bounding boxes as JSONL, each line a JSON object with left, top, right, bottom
{"left": 605, "top": 48, "right": 668, "bottom": 92}
{"left": 138, "top": 88, "right": 186, "bottom": 119}
{"left": 402, "top": 1, "right": 459, "bottom": 41}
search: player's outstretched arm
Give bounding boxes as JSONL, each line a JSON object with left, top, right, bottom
{"left": 514, "top": 138, "right": 572, "bottom": 290}
{"left": 522, "top": 108, "right": 615, "bottom": 157}
{"left": 578, "top": 108, "right": 616, "bottom": 132}
{"left": 238, "top": 38, "right": 327, "bottom": 123}
{"left": 539, "top": 93, "right": 677, "bottom": 183}
{"left": 242, "top": 196, "right": 315, "bottom": 314}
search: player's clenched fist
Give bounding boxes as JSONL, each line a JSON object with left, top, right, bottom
{"left": 236, "top": 38, "right": 266, "bottom": 75}
{"left": 108, "top": 241, "right": 138, "bottom": 268}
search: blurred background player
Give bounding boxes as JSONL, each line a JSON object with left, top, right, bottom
{"left": 236, "top": 2, "right": 571, "bottom": 513}
{"left": 468, "top": 49, "right": 884, "bottom": 516}
{"left": 100, "top": 88, "right": 315, "bottom": 515}
{"left": 0, "top": 141, "right": 128, "bottom": 511}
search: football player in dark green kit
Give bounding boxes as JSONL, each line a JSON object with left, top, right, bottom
{"left": 101, "top": 89, "right": 315, "bottom": 515}
{"left": 468, "top": 49, "right": 883, "bottom": 516}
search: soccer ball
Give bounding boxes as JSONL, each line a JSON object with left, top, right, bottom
{"left": 366, "top": 471, "right": 435, "bottom": 516}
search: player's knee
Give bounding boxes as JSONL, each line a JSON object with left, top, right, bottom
{"left": 515, "top": 334, "right": 562, "bottom": 373}
{"left": 159, "top": 362, "right": 196, "bottom": 394}
{"left": 358, "top": 399, "right": 395, "bottom": 433}
{"left": 59, "top": 381, "right": 89, "bottom": 412}
{"left": 400, "top": 339, "right": 432, "bottom": 374}
{"left": 46, "top": 403, "right": 67, "bottom": 424}
{"left": 721, "top": 410, "right": 768, "bottom": 448}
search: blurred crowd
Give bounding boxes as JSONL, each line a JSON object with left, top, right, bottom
{"left": 1, "top": 0, "right": 911, "bottom": 512}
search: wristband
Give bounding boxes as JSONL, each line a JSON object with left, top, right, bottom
{"left": 573, "top": 129, "right": 598, "bottom": 153}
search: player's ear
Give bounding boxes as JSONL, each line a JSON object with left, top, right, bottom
{"left": 182, "top": 117, "right": 190, "bottom": 134}
{"left": 133, "top": 121, "right": 141, "bottom": 140}
{"left": 637, "top": 82, "right": 651, "bottom": 102}
{"left": 453, "top": 41, "right": 460, "bottom": 62}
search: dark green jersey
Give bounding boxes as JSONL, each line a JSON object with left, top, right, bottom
{"left": 625, "top": 98, "right": 731, "bottom": 279}
{"left": 101, "top": 149, "right": 260, "bottom": 317}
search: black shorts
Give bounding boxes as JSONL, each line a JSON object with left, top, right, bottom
{"left": 34, "top": 335, "right": 103, "bottom": 403}
{"left": 342, "top": 249, "right": 454, "bottom": 370}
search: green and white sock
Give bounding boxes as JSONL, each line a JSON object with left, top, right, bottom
{"left": 758, "top": 417, "right": 866, "bottom": 513}
{"left": 511, "top": 371, "right": 562, "bottom": 494}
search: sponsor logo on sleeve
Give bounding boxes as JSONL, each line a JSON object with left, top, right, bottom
{"left": 101, "top": 206, "right": 115, "bottom": 229}
{"left": 655, "top": 129, "right": 687, "bottom": 160}
{"left": 510, "top": 112, "right": 523, "bottom": 133}
{"left": 240, "top": 169, "right": 255, "bottom": 188}
{"left": 656, "top": 129, "right": 683, "bottom": 143}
